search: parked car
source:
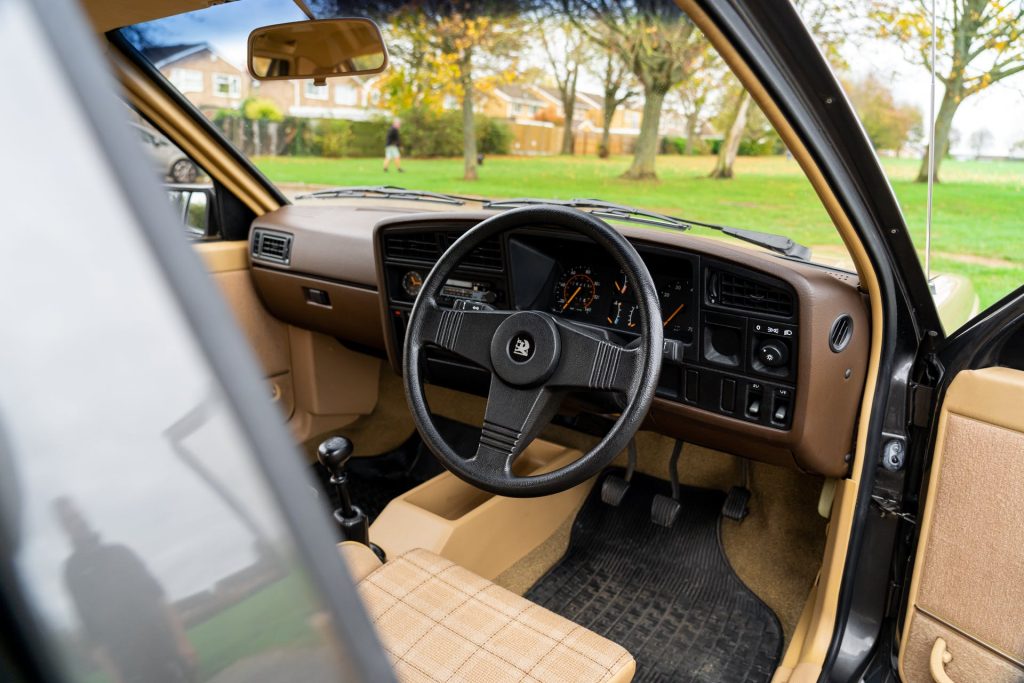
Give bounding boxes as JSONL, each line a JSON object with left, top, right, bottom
{"left": 2, "top": 1, "right": 1021, "bottom": 683}
{"left": 132, "top": 122, "right": 200, "bottom": 183}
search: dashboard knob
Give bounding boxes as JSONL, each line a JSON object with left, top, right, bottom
{"left": 758, "top": 342, "right": 789, "bottom": 368}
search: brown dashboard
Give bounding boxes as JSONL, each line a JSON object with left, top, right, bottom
{"left": 248, "top": 205, "right": 869, "bottom": 478}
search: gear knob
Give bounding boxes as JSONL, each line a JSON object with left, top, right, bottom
{"left": 317, "top": 436, "right": 353, "bottom": 476}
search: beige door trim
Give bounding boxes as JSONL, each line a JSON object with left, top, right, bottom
{"left": 108, "top": 48, "right": 281, "bottom": 216}
{"left": 675, "top": 2, "right": 885, "bottom": 678}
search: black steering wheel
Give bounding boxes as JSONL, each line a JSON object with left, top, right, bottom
{"left": 403, "top": 206, "right": 663, "bottom": 497}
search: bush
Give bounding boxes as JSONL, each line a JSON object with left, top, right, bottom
{"left": 320, "top": 119, "right": 353, "bottom": 158}
{"left": 476, "top": 116, "right": 512, "bottom": 155}
{"left": 242, "top": 97, "right": 284, "bottom": 122}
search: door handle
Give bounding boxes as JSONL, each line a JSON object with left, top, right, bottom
{"left": 930, "top": 638, "right": 955, "bottom": 683}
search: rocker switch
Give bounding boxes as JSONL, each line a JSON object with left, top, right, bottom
{"left": 746, "top": 384, "right": 763, "bottom": 419}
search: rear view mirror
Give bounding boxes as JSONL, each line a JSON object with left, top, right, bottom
{"left": 248, "top": 18, "right": 388, "bottom": 85}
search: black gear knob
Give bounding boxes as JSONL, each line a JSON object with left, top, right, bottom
{"left": 317, "top": 436, "right": 353, "bottom": 477}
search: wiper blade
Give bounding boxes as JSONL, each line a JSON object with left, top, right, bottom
{"left": 482, "top": 197, "right": 811, "bottom": 261}
{"left": 296, "top": 185, "right": 476, "bottom": 206}
{"left": 483, "top": 197, "right": 689, "bottom": 230}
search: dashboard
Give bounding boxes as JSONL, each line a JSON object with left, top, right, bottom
{"left": 247, "top": 206, "right": 870, "bottom": 478}
{"left": 380, "top": 228, "right": 802, "bottom": 432}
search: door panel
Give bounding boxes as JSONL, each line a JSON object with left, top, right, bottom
{"left": 899, "top": 367, "right": 1024, "bottom": 681}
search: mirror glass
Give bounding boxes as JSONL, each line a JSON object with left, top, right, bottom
{"left": 249, "top": 18, "right": 387, "bottom": 81}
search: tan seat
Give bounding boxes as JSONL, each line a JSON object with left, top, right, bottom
{"left": 340, "top": 543, "right": 635, "bottom": 683}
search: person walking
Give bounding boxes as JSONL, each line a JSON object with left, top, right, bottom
{"left": 383, "top": 117, "right": 403, "bottom": 173}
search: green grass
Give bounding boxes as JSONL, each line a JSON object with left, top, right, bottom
{"left": 254, "top": 154, "right": 1024, "bottom": 312}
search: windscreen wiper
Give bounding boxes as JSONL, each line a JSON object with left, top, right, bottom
{"left": 482, "top": 197, "right": 811, "bottom": 261}
{"left": 296, "top": 185, "right": 479, "bottom": 206}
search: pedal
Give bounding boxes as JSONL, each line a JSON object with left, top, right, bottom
{"left": 651, "top": 493, "right": 682, "bottom": 527}
{"left": 722, "top": 486, "right": 751, "bottom": 521}
{"left": 602, "top": 438, "right": 638, "bottom": 507}
{"left": 601, "top": 474, "right": 630, "bottom": 506}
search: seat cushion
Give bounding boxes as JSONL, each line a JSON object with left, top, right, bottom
{"left": 354, "top": 548, "right": 635, "bottom": 683}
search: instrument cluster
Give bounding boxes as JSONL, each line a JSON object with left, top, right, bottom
{"left": 549, "top": 259, "right": 697, "bottom": 344}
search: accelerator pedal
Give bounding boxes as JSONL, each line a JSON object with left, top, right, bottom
{"left": 651, "top": 439, "right": 684, "bottom": 527}
{"left": 602, "top": 438, "right": 638, "bottom": 506}
{"left": 722, "top": 460, "right": 752, "bottom": 522}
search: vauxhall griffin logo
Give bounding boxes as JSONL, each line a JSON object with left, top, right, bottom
{"left": 509, "top": 333, "right": 534, "bottom": 362}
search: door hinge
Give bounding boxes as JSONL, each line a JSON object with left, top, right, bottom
{"left": 909, "top": 382, "right": 935, "bottom": 428}
{"left": 871, "top": 494, "right": 916, "bottom": 524}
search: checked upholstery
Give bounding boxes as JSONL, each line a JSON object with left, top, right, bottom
{"left": 342, "top": 546, "right": 635, "bottom": 683}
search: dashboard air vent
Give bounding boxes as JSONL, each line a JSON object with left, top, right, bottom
{"left": 252, "top": 229, "right": 292, "bottom": 265}
{"left": 385, "top": 234, "right": 441, "bottom": 262}
{"left": 708, "top": 269, "right": 794, "bottom": 318}
{"left": 442, "top": 233, "right": 504, "bottom": 270}
{"left": 829, "top": 314, "right": 854, "bottom": 352}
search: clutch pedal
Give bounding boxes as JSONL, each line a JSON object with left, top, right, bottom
{"left": 601, "top": 439, "right": 637, "bottom": 506}
{"left": 651, "top": 439, "right": 683, "bottom": 527}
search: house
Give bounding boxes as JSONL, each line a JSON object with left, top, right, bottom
{"left": 144, "top": 43, "right": 252, "bottom": 110}
{"left": 148, "top": 42, "right": 387, "bottom": 121}
{"left": 483, "top": 83, "right": 644, "bottom": 156}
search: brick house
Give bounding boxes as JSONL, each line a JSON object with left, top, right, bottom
{"left": 144, "top": 43, "right": 251, "bottom": 110}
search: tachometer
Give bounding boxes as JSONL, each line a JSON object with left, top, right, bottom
{"left": 553, "top": 266, "right": 600, "bottom": 315}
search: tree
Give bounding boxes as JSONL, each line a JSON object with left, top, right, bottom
{"left": 538, "top": 17, "right": 590, "bottom": 155}
{"left": 709, "top": 86, "right": 752, "bottom": 179}
{"left": 677, "top": 45, "right": 722, "bottom": 155}
{"left": 586, "top": 39, "right": 636, "bottom": 159}
{"left": 566, "top": 0, "right": 706, "bottom": 179}
{"left": 317, "top": 0, "right": 530, "bottom": 180}
{"left": 871, "top": 0, "right": 1024, "bottom": 182}
{"left": 968, "top": 127, "right": 994, "bottom": 158}
{"left": 845, "top": 73, "right": 923, "bottom": 155}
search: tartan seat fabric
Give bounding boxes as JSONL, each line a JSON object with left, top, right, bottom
{"left": 345, "top": 547, "right": 635, "bottom": 683}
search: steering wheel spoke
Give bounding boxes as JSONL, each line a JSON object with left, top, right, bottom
{"left": 420, "top": 300, "right": 511, "bottom": 369}
{"left": 549, "top": 320, "right": 640, "bottom": 393}
{"left": 474, "top": 376, "right": 563, "bottom": 474}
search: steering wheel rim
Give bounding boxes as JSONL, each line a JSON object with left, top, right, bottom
{"left": 402, "top": 205, "right": 663, "bottom": 497}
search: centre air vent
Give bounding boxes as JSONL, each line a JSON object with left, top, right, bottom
{"left": 252, "top": 229, "right": 292, "bottom": 265}
{"left": 385, "top": 231, "right": 504, "bottom": 271}
{"left": 707, "top": 269, "right": 794, "bottom": 318}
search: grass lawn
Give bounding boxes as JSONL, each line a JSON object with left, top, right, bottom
{"left": 254, "top": 154, "right": 1024, "bottom": 312}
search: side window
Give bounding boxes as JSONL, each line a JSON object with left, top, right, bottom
{"left": 128, "top": 113, "right": 219, "bottom": 240}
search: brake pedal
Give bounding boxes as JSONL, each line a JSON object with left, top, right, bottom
{"left": 602, "top": 439, "right": 637, "bottom": 506}
{"left": 722, "top": 460, "right": 751, "bottom": 522}
{"left": 651, "top": 440, "right": 683, "bottom": 527}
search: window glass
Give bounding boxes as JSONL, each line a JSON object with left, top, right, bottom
{"left": 170, "top": 68, "right": 203, "bottom": 93}
{"left": 123, "top": 0, "right": 853, "bottom": 274}
{"left": 213, "top": 73, "right": 241, "bottom": 98}
{"left": 798, "top": 0, "right": 1024, "bottom": 329}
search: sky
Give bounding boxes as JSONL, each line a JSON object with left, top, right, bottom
{"left": 135, "top": 0, "right": 1024, "bottom": 156}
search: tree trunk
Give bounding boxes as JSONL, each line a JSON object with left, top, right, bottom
{"left": 915, "top": 86, "right": 961, "bottom": 183}
{"left": 622, "top": 87, "right": 666, "bottom": 180}
{"left": 561, "top": 94, "right": 576, "bottom": 155}
{"left": 683, "top": 112, "right": 700, "bottom": 155}
{"left": 460, "top": 51, "right": 478, "bottom": 181}
{"left": 710, "top": 90, "right": 752, "bottom": 179}
{"left": 599, "top": 100, "right": 615, "bottom": 159}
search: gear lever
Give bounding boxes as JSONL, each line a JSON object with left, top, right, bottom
{"left": 317, "top": 436, "right": 385, "bottom": 561}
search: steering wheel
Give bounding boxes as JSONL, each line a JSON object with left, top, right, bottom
{"left": 403, "top": 206, "right": 663, "bottom": 497}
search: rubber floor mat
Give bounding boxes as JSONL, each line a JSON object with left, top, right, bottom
{"left": 525, "top": 470, "right": 782, "bottom": 683}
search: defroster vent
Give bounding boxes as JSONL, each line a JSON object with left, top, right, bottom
{"left": 708, "top": 269, "right": 794, "bottom": 318}
{"left": 252, "top": 229, "right": 292, "bottom": 265}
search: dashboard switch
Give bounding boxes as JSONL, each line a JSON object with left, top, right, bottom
{"left": 684, "top": 369, "right": 699, "bottom": 404}
{"left": 746, "top": 384, "right": 763, "bottom": 418}
{"left": 772, "top": 389, "right": 791, "bottom": 426}
{"left": 758, "top": 341, "right": 789, "bottom": 368}
{"left": 720, "top": 379, "right": 736, "bottom": 413}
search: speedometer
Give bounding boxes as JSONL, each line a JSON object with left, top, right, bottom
{"left": 553, "top": 265, "right": 600, "bottom": 315}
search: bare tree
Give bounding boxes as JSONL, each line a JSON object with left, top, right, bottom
{"left": 587, "top": 39, "right": 636, "bottom": 158}
{"left": 538, "top": 17, "right": 590, "bottom": 155}
{"left": 871, "top": 0, "right": 1024, "bottom": 181}
{"left": 968, "top": 128, "right": 994, "bottom": 158}
{"left": 565, "top": 0, "right": 706, "bottom": 180}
